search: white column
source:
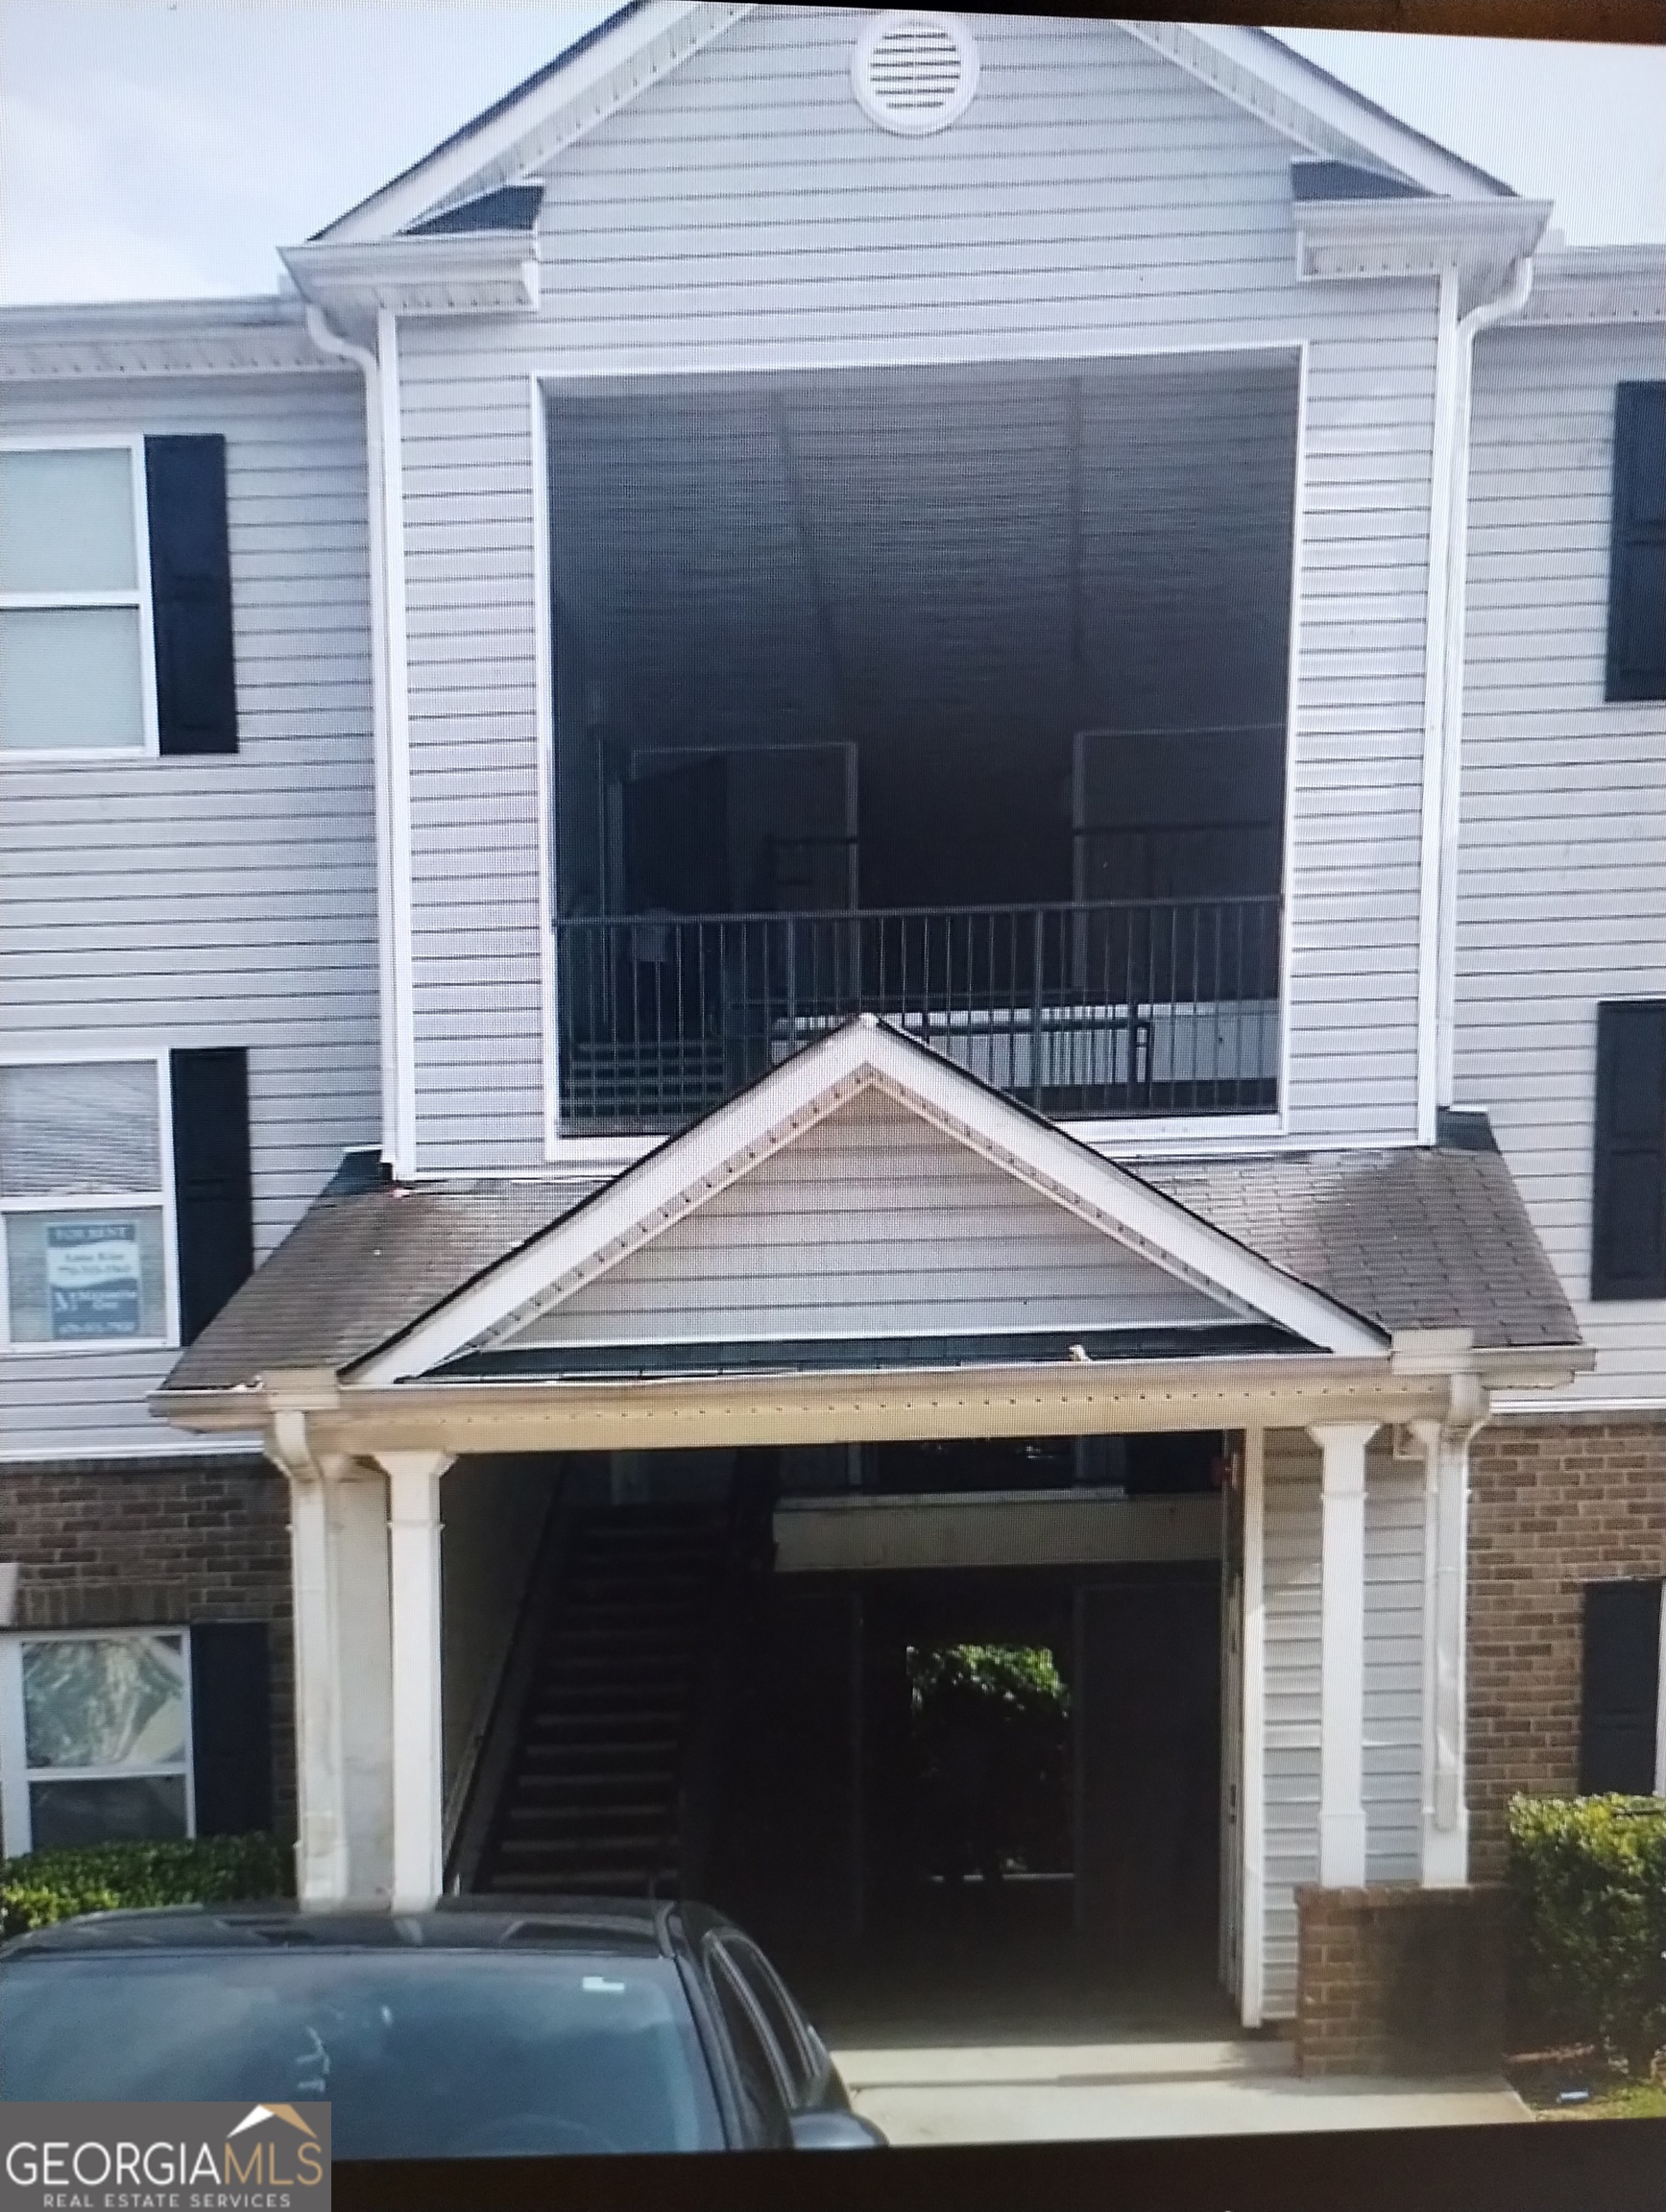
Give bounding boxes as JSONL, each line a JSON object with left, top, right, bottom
{"left": 380, "top": 1451, "right": 451, "bottom": 1911}
{"left": 333, "top": 1468, "right": 394, "bottom": 1898}
{"left": 1240, "top": 1426, "right": 1268, "bottom": 2029}
{"left": 1412, "top": 1417, "right": 1472, "bottom": 1886}
{"left": 281, "top": 1449, "right": 392, "bottom": 1904}
{"left": 1310, "top": 1422, "right": 1378, "bottom": 1887}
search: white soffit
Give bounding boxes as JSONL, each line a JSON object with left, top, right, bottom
{"left": 279, "top": 234, "right": 541, "bottom": 317}
{"left": 1294, "top": 197, "right": 1552, "bottom": 283}
{"left": 351, "top": 1022, "right": 1387, "bottom": 1386}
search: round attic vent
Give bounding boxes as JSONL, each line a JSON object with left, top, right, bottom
{"left": 852, "top": 12, "right": 979, "bottom": 136}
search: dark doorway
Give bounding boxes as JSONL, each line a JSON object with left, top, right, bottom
{"left": 865, "top": 1578, "right": 1074, "bottom": 1940}
{"left": 705, "top": 1559, "right": 1222, "bottom": 2017}
{"left": 1076, "top": 1574, "right": 1221, "bottom": 1976}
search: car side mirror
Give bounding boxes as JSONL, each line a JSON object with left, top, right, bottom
{"left": 788, "top": 2109, "right": 888, "bottom": 2151}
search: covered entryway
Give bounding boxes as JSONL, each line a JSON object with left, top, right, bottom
{"left": 154, "top": 1018, "right": 1589, "bottom": 2045}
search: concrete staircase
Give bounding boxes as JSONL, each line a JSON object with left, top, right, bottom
{"left": 474, "top": 1503, "right": 733, "bottom": 1898}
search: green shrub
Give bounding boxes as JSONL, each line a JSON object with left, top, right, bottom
{"left": 1508, "top": 1794, "right": 1666, "bottom": 2074}
{"left": 907, "top": 1643, "right": 1073, "bottom": 1876}
{"left": 0, "top": 1833, "right": 291, "bottom": 1939}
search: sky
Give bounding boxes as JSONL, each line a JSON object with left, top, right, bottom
{"left": 2, "top": 3, "right": 1662, "bottom": 306}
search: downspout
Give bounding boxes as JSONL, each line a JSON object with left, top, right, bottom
{"left": 302, "top": 303, "right": 416, "bottom": 1177}
{"left": 1431, "top": 255, "right": 1534, "bottom": 1117}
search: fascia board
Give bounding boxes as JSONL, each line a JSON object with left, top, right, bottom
{"left": 1123, "top": 21, "right": 1514, "bottom": 202}
{"left": 318, "top": 3, "right": 751, "bottom": 246}
{"left": 0, "top": 301, "right": 336, "bottom": 382}
{"left": 351, "top": 1021, "right": 1387, "bottom": 1387}
{"left": 1517, "top": 249, "right": 1666, "bottom": 325}
{"left": 156, "top": 1351, "right": 1430, "bottom": 1454}
{"left": 280, "top": 236, "right": 540, "bottom": 317}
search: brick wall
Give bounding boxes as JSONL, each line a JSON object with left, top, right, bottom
{"left": 1468, "top": 1415, "right": 1666, "bottom": 1879}
{"left": 1295, "top": 1885, "right": 1507, "bottom": 2077}
{"left": 0, "top": 1456, "right": 294, "bottom": 1842}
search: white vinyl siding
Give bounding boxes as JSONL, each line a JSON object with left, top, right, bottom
{"left": 505, "top": 1086, "right": 1239, "bottom": 1349}
{"left": 1457, "top": 322, "right": 1666, "bottom": 1407}
{"left": 1259, "top": 1431, "right": 1423, "bottom": 2017}
{"left": 395, "top": 7, "right": 1437, "bottom": 1170}
{"left": 0, "top": 376, "right": 379, "bottom": 1461}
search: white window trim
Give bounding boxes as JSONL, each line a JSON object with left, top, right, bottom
{"left": 0, "top": 1048, "right": 181, "bottom": 1355}
{"left": 0, "top": 433, "right": 160, "bottom": 761}
{"left": 0, "top": 1624, "right": 196, "bottom": 1858}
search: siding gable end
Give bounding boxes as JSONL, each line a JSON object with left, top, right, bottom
{"left": 498, "top": 1085, "right": 1252, "bottom": 1350}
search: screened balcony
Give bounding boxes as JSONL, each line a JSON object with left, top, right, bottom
{"left": 545, "top": 351, "right": 1298, "bottom": 1136}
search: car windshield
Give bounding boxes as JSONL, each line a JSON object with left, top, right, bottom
{"left": 0, "top": 1949, "right": 723, "bottom": 2157}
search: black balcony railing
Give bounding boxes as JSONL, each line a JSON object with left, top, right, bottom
{"left": 555, "top": 898, "right": 1281, "bottom": 1133}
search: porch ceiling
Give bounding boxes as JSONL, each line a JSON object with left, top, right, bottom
{"left": 546, "top": 349, "right": 1301, "bottom": 756}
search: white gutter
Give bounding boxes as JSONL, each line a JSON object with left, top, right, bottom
{"left": 1432, "top": 256, "right": 1535, "bottom": 1118}
{"left": 303, "top": 304, "right": 417, "bottom": 1176}
{"left": 1415, "top": 254, "right": 1535, "bottom": 1138}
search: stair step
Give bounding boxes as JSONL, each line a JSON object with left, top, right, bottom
{"left": 513, "top": 1768, "right": 675, "bottom": 1793}
{"left": 495, "top": 1833, "right": 668, "bottom": 1863}
{"left": 510, "top": 1747, "right": 677, "bottom": 1772}
{"left": 482, "top": 1872, "right": 672, "bottom": 1897}
{"left": 503, "top": 1813, "right": 669, "bottom": 1839}
{"left": 471, "top": 1501, "right": 734, "bottom": 1900}
{"left": 524, "top": 1709, "right": 686, "bottom": 1732}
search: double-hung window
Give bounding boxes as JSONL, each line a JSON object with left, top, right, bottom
{"left": 0, "top": 1059, "right": 176, "bottom": 1349}
{"left": 0, "top": 441, "right": 157, "bottom": 755}
{"left": 0, "top": 433, "right": 238, "bottom": 756}
{"left": 0, "top": 1620, "right": 269, "bottom": 1857}
{"left": 0, "top": 1628, "right": 194, "bottom": 1854}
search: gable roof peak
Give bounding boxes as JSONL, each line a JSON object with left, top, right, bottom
{"left": 312, "top": 8, "right": 1516, "bottom": 251}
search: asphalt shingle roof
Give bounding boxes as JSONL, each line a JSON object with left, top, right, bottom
{"left": 162, "top": 1132, "right": 1580, "bottom": 1397}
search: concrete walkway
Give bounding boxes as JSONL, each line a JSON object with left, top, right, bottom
{"left": 831, "top": 2032, "right": 1530, "bottom": 2144}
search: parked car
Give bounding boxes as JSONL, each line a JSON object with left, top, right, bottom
{"left": 0, "top": 1897, "right": 885, "bottom": 2156}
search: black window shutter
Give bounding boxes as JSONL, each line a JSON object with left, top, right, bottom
{"left": 146, "top": 434, "right": 238, "bottom": 754}
{"left": 1606, "top": 383, "right": 1666, "bottom": 703}
{"left": 1579, "top": 1581, "right": 1662, "bottom": 1795}
{"left": 170, "top": 1046, "right": 254, "bottom": 1343}
{"left": 1591, "top": 1001, "right": 1666, "bottom": 1300}
{"left": 189, "top": 1621, "right": 273, "bottom": 1838}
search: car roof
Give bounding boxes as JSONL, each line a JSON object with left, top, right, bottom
{"left": 0, "top": 1894, "right": 728, "bottom": 1961}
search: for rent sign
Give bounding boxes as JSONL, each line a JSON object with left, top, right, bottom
{"left": 0, "top": 2104, "right": 329, "bottom": 2212}
{"left": 45, "top": 1222, "right": 142, "bottom": 1341}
